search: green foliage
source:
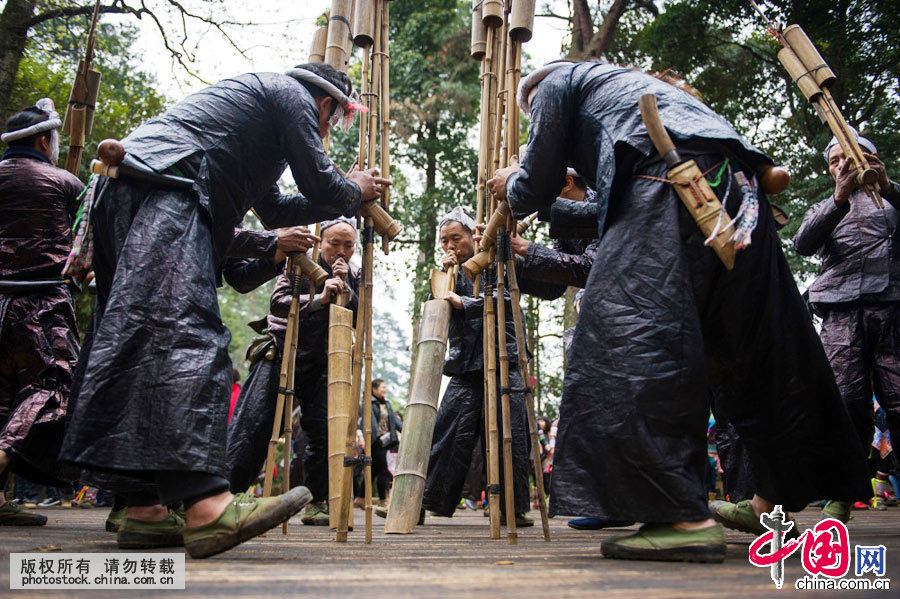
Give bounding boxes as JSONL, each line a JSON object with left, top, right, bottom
{"left": 623, "top": 0, "right": 900, "bottom": 278}
{"left": 388, "top": 0, "right": 481, "bottom": 314}
{"left": 9, "top": 20, "right": 168, "bottom": 336}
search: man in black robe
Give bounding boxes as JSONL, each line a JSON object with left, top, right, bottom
{"left": 60, "top": 62, "right": 389, "bottom": 559}
{"left": 0, "top": 100, "right": 83, "bottom": 526}
{"left": 512, "top": 169, "right": 599, "bottom": 297}
{"left": 225, "top": 218, "right": 361, "bottom": 528}
{"left": 792, "top": 132, "right": 900, "bottom": 522}
{"left": 420, "top": 208, "right": 533, "bottom": 527}
{"left": 489, "top": 61, "right": 869, "bottom": 562}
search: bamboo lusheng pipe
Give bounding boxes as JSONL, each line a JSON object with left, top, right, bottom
{"left": 325, "top": 0, "right": 353, "bottom": 70}
{"left": 494, "top": 231, "right": 518, "bottom": 544}
{"left": 310, "top": 26, "right": 329, "bottom": 62}
{"left": 464, "top": 212, "right": 535, "bottom": 280}
{"left": 361, "top": 218, "right": 376, "bottom": 543}
{"left": 491, "top": 13, "right": 509, "bottom": 175}
{"left": 63, "top": 0, "right": 103, "bottom": 176}
{"left": 508, "top": 0, "right": 535, "bottom": 42}
{"left": 482, "top": 251, "right": 502, "bottom": 539}
{"left": 262, "top": 259, "right": 304, "bottom": 516}
{"left": 383, "top": 265, "right": 456, "bottom": 534}
{"left": 379, "top": 0, "right": 392, "bottom": 255}
{"left": 776, "top": 25, "right": 882, "bottom": 209}
{"left": 327, "top": 304, "right": 355, "bottom": 530}
{"left": 471, "top": 0, "right": 487, "bottom": 60}
{"left": 503, "top": 243, "right": 551, "bottom": 541}
{"left": 353, "top": 0, "right": 376, "bottom": 47}
{"left": 482, "top": 0, "right": 503, "bottom": 27}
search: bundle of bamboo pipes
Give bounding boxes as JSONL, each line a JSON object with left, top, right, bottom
{"left": 472, "top": 0, "right": 551, "bottom": 544}
{"left": 327, "top": 0, "right": 398, "bottom": 545}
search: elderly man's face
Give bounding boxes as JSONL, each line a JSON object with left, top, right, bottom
{"left": 320, "top": 222, "right": 356, "bottom": 266}
{"left": 439, "top": 221, "right": 475, "bottom": 263}
{"left": 827, "top": 145, "right": 847, "bottom": 181}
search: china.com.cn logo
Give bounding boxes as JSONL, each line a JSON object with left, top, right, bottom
{"left": 748, "top": 505, "right": 890, "bottom": 591}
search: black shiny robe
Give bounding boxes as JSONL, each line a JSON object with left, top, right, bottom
{"left": 509, "top": 62, "right": 870, "bottom": 521}
{"left": 61, "top": 73, "right": 361, "bottom": 480}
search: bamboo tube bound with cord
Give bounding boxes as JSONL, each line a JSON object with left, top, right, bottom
{"left": 63, "top": 0, "right": 103, "bottom": 176}
{"left": 747, "top": 2, "right": 877, "bottom": 207}
{"left": 325, "top": 0, "right": 353, "bottom": 70}
{"left": 384, "top": 265, "right": 457, "bottom": 533}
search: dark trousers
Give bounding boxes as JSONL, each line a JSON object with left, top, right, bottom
{"left": 296, "top": 362, "right": 328, "bottom": 503}
{"left": 371, "top": 440, "right": 390, "bottom": 500}
{"left": 820, "top": 303, "right": 900, "bottom": 454}
{"left": 119, "top": 471, "right": 229, "bottom": 508}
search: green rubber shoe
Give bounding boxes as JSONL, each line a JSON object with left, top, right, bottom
{"left": 822, "top": 500, "right": 853, "bottom": 524}
{"left": 709, "top": 500, "right": 799, "bottom": 541}
{"left": 515, "top": 513, "right": 535, "bottom": 528}
{"left": 117, "top": 509, "right": 185, "bottom": 549}
{"left": 105, "top": 506, "right": 126, "bottom": 533}
{"left": 601, "top": 523, "right": 726, "bottom": 563}
{"left": 300, "top": 502, "right": 330, "bottom": 526}
{"left": 0, "top": 501, "right": 47, "bottom": 526}
{"left": 374, "top": 505, "right": 387, "bottom": 519}
{"left": 183, "top": 487, "right": 311, "bottom": 559}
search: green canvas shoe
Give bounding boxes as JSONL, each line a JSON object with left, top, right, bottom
{"left": 601, "top": 523, "right": 726, "bottom": 563}
{"left": 300, "top": 502, "right": 330, "bottom": 526}
{"left": 515, "top": 513, "right": 535, "bottom": 528}
{"left": 183, "top": 487, "right": 311, "bottom": 559}
{"left": 105, "top": 506, "right": 126, "bottom": 533}
{"left": 822, "top": 500, "right": 853, "bottom": 524}
{"left": 709, "top": 500, "right": 800, "bottom": 541}
{"left": 0, "top": 501, "right": 47, "bottom": 526}
{"left": 374, "top": 505, "right": 387, "bottom": 519}
{"left": 117, "top": 509, "right": 185, "bottom": 549}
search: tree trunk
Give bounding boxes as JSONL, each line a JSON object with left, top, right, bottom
{"left": 587, "top": 0, "right": 629, "bottom": 58}
{"left": 570, "top": 0, "right": 593, "bottom": 56}
{"left": 0, "top": 0, "right": 36, "bottom": 121}
{"left": 562, "top": 286, "right": 577, "bottom": 374}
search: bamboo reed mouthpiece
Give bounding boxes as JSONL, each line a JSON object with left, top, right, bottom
{"left": 309, "top": 26, "right": 328, "bottom": 62}
{"left": 479, "top": 202, "right": 511, "bottom": 251}
{"left": 361, "top": 201, "right": 402, "bottom": 241}
{"left": 481, "top": 0, "right": 503, "bottom": 27}
{"left": 509, "top": 0, "right": 535, "bottom": 42}
{"left": 353, "top": 0, "right": 376, "bottom": 47}
{"left": 296, "top": 254, "right": 329, "bottom": 287}
{"left": 781, "top": 25, "right": 836, "bottom": 89}
{"left": 462, "top": 250, "right": 492, "bottom": 280}
{"left": 756, "top": 164, "right": 790, "bottom": 195}
{"left": 470, "top": 0, "right": 487, "bottom": 60}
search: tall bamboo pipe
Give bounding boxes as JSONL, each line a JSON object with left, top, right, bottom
{"left": 494, "top": 232, "right": 517, "bottom": 544}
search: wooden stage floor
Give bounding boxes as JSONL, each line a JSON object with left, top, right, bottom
{"left": 2, "top": 504, "right": 898, "bottom": 598}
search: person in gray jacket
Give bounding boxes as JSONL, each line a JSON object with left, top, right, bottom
{"left": 793, "top": 131, "right": 900, "bottom": 522}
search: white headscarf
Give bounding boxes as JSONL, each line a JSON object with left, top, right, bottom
{"left": 517, "top": 61, "right": 575, "bottom": 113}
{"left": 1, "top": 98, "right": 62, "bottom": 144}
{"left": 284, "top": 67, "right": 367, "bottom": 132}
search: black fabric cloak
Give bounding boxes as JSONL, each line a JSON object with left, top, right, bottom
{"left": 422, "top": 274, "right": 530, "bottom": 517}
{"left": 61, "top": 72, "right": 361, "bottom": 480}
{"left": 508, "top": 62, "right": 870, "bottom": 521}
